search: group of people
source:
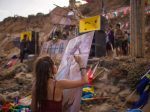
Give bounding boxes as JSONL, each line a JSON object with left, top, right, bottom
{"left": 106, "top": 23, "right": 130, "bottom": 57}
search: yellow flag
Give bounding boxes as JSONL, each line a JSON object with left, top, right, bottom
{"left": 20, "top": 31, "right": 32, "bottom": 41}
{"left": 79, "top": 15, "right": 100, "bottom": 33}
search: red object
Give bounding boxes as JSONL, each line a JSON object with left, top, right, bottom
{"left": 145, "top": 0, "right": 148, "bottom": 6}
{"left": 123, "top": 8, "right": 128, "bottom": 15}
{"left": 87, "top": 63, "right": 99, "bottom": 83}
{"left": 7, "top": 59, "right": 17, "bottom": 69}
{"left": 87, "top": 68, "right": 93, "bottom": 83}
{"left": 1, "top": 103, "right": 11, "bottom": 112}
{"left": 145, "top": 0, "right": 150, "bottom": 6}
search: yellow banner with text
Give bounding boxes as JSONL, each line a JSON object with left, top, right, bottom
{"left": 79, "top": 15, "right": 100, "bottom": 33}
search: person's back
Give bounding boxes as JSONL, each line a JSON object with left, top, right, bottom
{"left": 31, "top": 55, "right": 88, "bottom": 112}
{"left": 39, "top": 80, "right": 62, "bottom": 112}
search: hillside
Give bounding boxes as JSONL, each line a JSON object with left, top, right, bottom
{"left": 0, "top": 0, "right": 129, "bottom": 35}
{"left": 0, "top": 7, "right": 68, "bottom": 34}
{"left": 0, "top": 1, "right": 150, "bottom": 112}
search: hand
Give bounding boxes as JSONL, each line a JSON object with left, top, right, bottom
{"left": 74, "top": 55, "right": 80, "bottom": 64}
{"left": 74, "top": 55, "right": 84, "bottom": 67}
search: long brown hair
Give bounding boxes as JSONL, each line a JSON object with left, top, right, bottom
{"left": 33, "top": 55, "right": 54, "bottom": 111}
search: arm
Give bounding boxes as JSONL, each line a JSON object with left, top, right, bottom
{"left": 58, "top": 69, "right": 88, "bottom": 89}
{"left": 58, "top": 55, "right": 88, "bottom": 89}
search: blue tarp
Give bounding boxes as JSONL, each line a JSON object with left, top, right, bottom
{"left": 132, "top": 70, "right": 150, "bottom": 109}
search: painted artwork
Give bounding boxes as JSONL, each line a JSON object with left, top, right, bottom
{"left": 56, "top": 31, "right": 95, "bottom": 112}
{"left": 40, "top": 39, "right": 68, "bottom": 63}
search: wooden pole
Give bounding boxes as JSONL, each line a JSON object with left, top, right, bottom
{"left": 130, "top": 0, "right": 145, "bottom": 58}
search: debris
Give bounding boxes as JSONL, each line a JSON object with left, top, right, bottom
{"left": 19, "top": 95, "right": 32, "bottom": 106}
{"left": 119, "top": 89, "right": 131, "bottom": 98}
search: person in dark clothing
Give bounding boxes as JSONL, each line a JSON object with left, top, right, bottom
{"left": 108, "top": 25, "right": 115, "bottom": 49}
{"left": 20, "top": 34, "right": 30, "bottom": 63}
{"left": 106, "top": 25, "right": 114, "bottom": 56}
{"left": 122, "top": 31, "right": 130, "bottom": 55}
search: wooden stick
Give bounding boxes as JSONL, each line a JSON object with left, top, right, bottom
{"left": 93, "top": 69, "right": 105, "bottom": 80}
{"left": 120, "top": 89, "right": 137, "bottom": 109}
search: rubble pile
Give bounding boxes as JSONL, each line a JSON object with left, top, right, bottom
{"left": 80, "top": 57, "right": 150, "bottom": 112}
{"left": 0, "top": 0, "right": 150, "bottom": 112}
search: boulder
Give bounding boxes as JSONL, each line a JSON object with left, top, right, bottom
{"left": 0, "top": 63, "right": 30, "bottom": 80}
{"left": 26, "top": 73, "right": 33, "bottom": 78}
{"left": 14, "top": 72, "right": 33, "bottom": 84}
{"left": 14, "top": 72, "right": 26, "bottom": 79}
{"left": 6, "top": 91, "right": 20, "bottom": 99}
{"left": 99, "top": 72, "right": 109, "bottom": 84}
{"left": 119, "top": 89, "right": 131, "bottom": 98}
{"left": 109, "top": 86, "right": 120, "bottom": 94}
{"left": 89, "top": 103, "right": 113, "bottom": 112}
{"left": 126, "top": 93, "right": 139, "bottom": 103}
{"left": 0, "top": 94, "right": 6, "bottom": 103}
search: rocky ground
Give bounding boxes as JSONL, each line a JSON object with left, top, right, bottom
{"left": 80, "top": 56, "right": 150, "bottom": 112}
{"left": 0, "top": 1, "right": 150, "bottom": 111}
{"left": 0, "top": 55, "right": 150, "bottom": 112}
{"left": 0, "top": 59, "right": 33, "bottom": 102}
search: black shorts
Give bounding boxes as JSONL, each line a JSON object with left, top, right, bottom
{"left": 114, "top": 39, "right": 123, "bottom": 48}
{"left": 106, "top": 42, "right": 112, "bottom": 50}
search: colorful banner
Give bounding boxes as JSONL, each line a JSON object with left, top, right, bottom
{"left": 105, "top": 5, "right": 150, "bottom": 19}
{"left": 79, "top": 15, "right": 100, "bottom": 33}
{"left": 20, "top": 31, "right": 32, "bottom": 41}
{"left": 56, "top": 31, "right": 95, "bottom": 112}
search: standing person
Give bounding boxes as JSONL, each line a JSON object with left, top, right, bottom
{"left": 114, "top": 24, "right": 124, "bottom": 56}
{"left": 106, "top": 25, "right": 115, "bottom": 57}
{"left": 122, "top": 31, "right": 129, "bottom": 55}
{"left": 127, "top": 32, "right": 130, "bottom": 55}
{"left": 20, "top": 34, "right": 30, "bottom": 63}
{"left": 106, "top": 30, "right": 112, "bottom": 57}
{"left": 31, "top": 55, "right": 88, "bottom": 112}
{"left": 108, "top": 25, "right": 115, "bottom": 49}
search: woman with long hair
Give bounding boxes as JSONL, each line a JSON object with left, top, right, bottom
{"left": 31, "top": 55, "right": 88, "bottom": 112}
